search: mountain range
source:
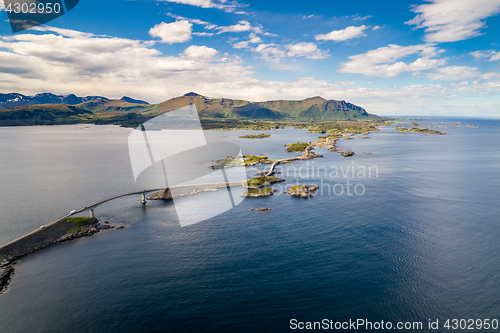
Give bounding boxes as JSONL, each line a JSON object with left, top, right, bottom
{"left": 0, "top": 92, "right": 380, "bottom": 126}
{"left": 0, "top": 93, "right": 149, "bottom": 108}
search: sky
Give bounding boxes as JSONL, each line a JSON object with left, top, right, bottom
{"left": 0, "top": 0, "right": 500, "bottom": 116}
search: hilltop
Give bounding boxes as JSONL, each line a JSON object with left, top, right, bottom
{"left": 149, "top": 92, "right": 379, "bottom": 121}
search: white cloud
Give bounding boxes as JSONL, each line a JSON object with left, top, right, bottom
{"left": 182, "top": 45, "right": 218, "bottom": 59}
{"left": 303, "top": 14, "right": 319, "bottom": 19}
{"left": 149, "top": 21, "right": 192, "bottom": 43}
{"left": 0, "top": 27, "right": 254, "bottom": 103}
{"left": 250, "top": 42, "right": 328, "bottom": 61}
{"left": 232, "top": 33, "right": 262, "bottom": 49}
{"left": 340, "top": 44, "right": 447, "bottom": 78}
{"left": 335, "top": 81, "right": 358, "bottom": 86}
{"left": 0, "top": 27, "right": 498, "bottom": 117}
{"left": 286, "top": 42, "right": 329, "bottom": 59}
{"left": 253, "top": 43, "right": 287, "bottom": 61}
{"left": 372, "top": 25, "right": 380, "bottom": 31}
{"left": 167, "top": 14, "right": 274, "bottom": 36}
{"left": 426, "top": 66, "right": 481, "bottom": 81}
{"left": 405, "top": 0, "right": 500, "bottom": 42}
{"left": 470, "top": 50, "right": 500, "bottom": 61}
{"left": 167, "top": 14, "right": 218, "bottom": 30}
{"left": 193, "top": 32, "right": 214, "bottom": 36}
{"left": 0, "top": 2, "right": 5, "bottom": 11}
{"left": 249, "top": 34, "right": 263, "bottom": 44}
{"left": 157, "top": 0, "right": 244, "bottom": 13}
{"left": 233, "top": 41, "right": 250, "bottom": 49}
{"left": 353, "top": 15, "right": 372, "bottom": 21}
{"left": 217, "top": 20, "right": 252, "bottom": 33}
{"left": 315, "top": 25, "right": 368, "bottom": 42}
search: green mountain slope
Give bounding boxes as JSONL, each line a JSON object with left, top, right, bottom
{"left": 0, "top": 104, "right": 93, "bottom": 125}
{"left": 151, "top": 93, "right": 379, "bottom": 121}
{"left": 0, "top": 92, "right": 381, "bottom": 126}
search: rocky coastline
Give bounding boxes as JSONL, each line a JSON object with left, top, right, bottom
{"left": 0, "top": 218, "right": 124, "bottom": 295}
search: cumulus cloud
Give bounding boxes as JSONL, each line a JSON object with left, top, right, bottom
{"left": 250, "top": 42, "right": 328, "bottom": 61}
{"left": 0, "top": 27, "right": 253, "bottom": 103}
{"left": 252, "top": 43, "right": 286, "bottom": 60}
{"left": 405, "top": 0, "right": 500, "bottom": 42}
{"left": 286, "top": 42, "right": 329, "bottom": 59}
{"left": 339, "top": 44, "right": 447, "bottom": 78}
{"left": 149, "top": 21, "right": 192, "bottom": 43}
{"left": 315, "top": 25, "right": 368, "bottom": 42}
{"left": 182, "top": 45, "right": 218, "bottom": 59}
{"left": 0, "top": 27, "right": 498, "bottom": 116}
{"left": 425, "top": 66, "right": 481, "bottom": 81}
{"left": 232, "top": 33, "right": 262, "bottom": 49}
{"left": 217, "top": 20, "right": 252, "bottom": 33}
{"left": 470, "top": 50, "right": 500, "bottom": 61}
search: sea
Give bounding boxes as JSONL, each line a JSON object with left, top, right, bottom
{"left": 0, "top": 118, "right": 499, "bottom": 332}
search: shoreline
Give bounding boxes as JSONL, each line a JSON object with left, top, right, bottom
{"left": 0, "top": 218, "right": 101, "bottom": 295}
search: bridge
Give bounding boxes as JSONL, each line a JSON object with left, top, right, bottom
{"left": 0, "top": 181, "right": 245, "bottom": 255}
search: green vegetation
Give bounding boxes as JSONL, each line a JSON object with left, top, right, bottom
{"left": 0, "top": 254, "right": 4, "bottom": 261}
{"left": 289, "top": 185, "right": 306, "bottom": 192}
{"left": 243, "top": 155, "right": 272, "bottom": 164}
{"left": 395, "top": 124, "right": 446, "bottom": 135}
{"left": 239, "top": 133, "right": 271, "bottom": 139}
{"left": 286, "top": 142, "right": 309, "bottom": 152}
{"left": 211, "top": 155, "right": 272, "bottom": 168}
{"left": 65, "top": 217, "right": 96, "bottom": 234}
{"left": 245, "top": 176, "right": 283, "bottom": 188}
{"left": 241, "top": 187, "right": 276, "bottom": 196}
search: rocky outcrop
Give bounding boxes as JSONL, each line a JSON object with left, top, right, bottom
{"left": 257, "top": 170, "right": 282, "bottom": 175}
{"left": 288, "top": 185, "right": 320, "bottom": 199}
{"left": 338, "top": 150, "right": 355, "bottom": 157}
{"left": 256, "top": 208, "right": 272, "bottom": 212}
{"left": 0, "top": 262, "right": 14, "bottom": 295}
{"left": 58, "top": 222, "right": 100, "bottom": 243}
{"left": 147, "top": 188, "right": 173, "bottom": 200}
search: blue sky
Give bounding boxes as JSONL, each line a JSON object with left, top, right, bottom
{"left": 1, "top": 0, "right": 500, "bottom": 116}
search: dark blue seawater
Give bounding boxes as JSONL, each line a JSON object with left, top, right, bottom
{"left": 0, "top": 119, "right": 499, "bottom": 332}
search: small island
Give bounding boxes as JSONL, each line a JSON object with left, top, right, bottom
{"left": 288, "top": 185, "right": 320, "bottom": 199}
{"left": 244, "top": 176, "right": 285, "bottom": 189}
{"left": 396, "top": 122, "right": 447, "bottom": 135}
{"left": 239, "top": 134, "right": 271, "bottom": 139}
{"left": 285, "top": 142, "right": 310, "bottom": 152}
{"left": 241, "top": 188, "right": 277, "bottom": 198}
{"left": 210, "top": 155, "right": 273, "bottom": 169}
